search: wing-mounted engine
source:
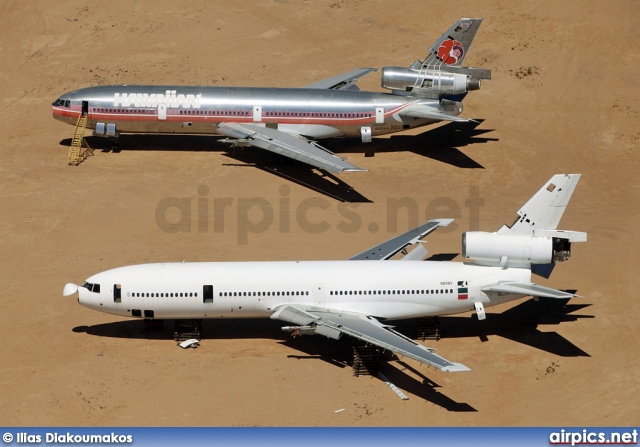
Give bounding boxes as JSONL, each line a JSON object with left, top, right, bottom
{"left": 462, "top": 231, "right": 585, "bottom": 268}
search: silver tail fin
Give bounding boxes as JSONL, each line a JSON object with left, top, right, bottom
{"left": 421, "top": 18, "right": 485, "bottom": 69}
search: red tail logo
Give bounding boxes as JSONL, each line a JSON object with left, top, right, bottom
{"left": 438, "top": 40, "right": 464, "bottom": 65}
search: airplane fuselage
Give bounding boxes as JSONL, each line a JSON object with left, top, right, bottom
{"left": 52, "top": 85, "right": 457, "bottom": 140}
{"left": 78, "top": 260, "right": 530, "bottom": 321}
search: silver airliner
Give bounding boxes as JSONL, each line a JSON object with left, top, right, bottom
{"left": 52, "top": 18, "right": 490, "bottom": 173}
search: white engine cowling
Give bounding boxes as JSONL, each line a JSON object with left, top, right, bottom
{"left": 462, "top": 232, "right": 573, "bottom": 267}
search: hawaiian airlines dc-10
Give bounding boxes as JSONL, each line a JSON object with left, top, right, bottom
{"left": 52, "top": 18, "right": 490, "bottom": 173}
{"left": 64, "top": 175, "right": 586, "bottom": 372}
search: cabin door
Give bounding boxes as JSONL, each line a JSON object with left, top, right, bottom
{"left": 375, "top": 107, "right": 385, "bottom": 124}
{"left": 253, "top": 105, "right": 262, "bottom": 122}
{"left": 313, "top": 283, "right": 325, "bottom": 304}
{"left": 158, "top": 103, "right": 167, "bottom": 120}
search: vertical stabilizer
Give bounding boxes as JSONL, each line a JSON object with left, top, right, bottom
{"left": 422, "top": 18, "right": 484, "bottom": 68}
{"left": 497, "top": 174, "right": 582, "bottom": 236}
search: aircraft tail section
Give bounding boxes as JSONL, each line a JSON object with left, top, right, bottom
{"left": 497, "top": 174, "right": 582, "bottom": 236}
{"left": 462, "top": 174, "right": 587, "bottom": 273}
{"left": 380, "top": 18, "right": 490, "bottom": 99}
{"left": 422, "top": 18, "right": 484, "bottom": 69}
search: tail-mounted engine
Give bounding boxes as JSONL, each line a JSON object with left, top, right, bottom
{"left": 381, "top": 66, "right": 479, "bottom": 97}
{"left": 462, "top": 231, "right": 580, "bottom": 268}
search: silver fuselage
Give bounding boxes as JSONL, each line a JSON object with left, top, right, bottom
{"left": 52, "top": 85, "right": 459, "bottom": 139}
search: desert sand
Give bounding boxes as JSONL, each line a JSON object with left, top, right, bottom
{"left": 0, "top": 0, "right": 638, "bottom": 426}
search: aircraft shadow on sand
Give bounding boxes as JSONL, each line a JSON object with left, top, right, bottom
{"left": 323, "top": 119, "right": 497, "bottom": 169}
{"left": 59, "top": 135, "right": 371, "bottom": 203}
{"left": 71, "top": 285, "right": 586, "bottom": 410}
{"left": 73, "top": 318, "right": 472, "bottom": 410}
{"left": 59, "top": 120, "right": 495, "bottom": 203}
{"left": 438, "top": 296, "right": 592, "bottom": 357}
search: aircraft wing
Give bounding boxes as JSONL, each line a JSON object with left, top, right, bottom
{"left": 482, "top": 282, "right": 579, "bottom": 299}
{"left": 217, "top": 122, "right": 366, "bottom": 174}
{"left": 349, "top": 219, "right": 453, "bottom": 260}
{"left": 303, "top": 68, "right": 378, "bottom": 91}
{"left": 272, "top": 304, "right": 470, "bottom": 372}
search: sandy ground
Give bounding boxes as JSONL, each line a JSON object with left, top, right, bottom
{"left": 0, "top": 0, "right": 638, "bottom": 426}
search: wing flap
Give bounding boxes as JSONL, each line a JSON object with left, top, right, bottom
{"left": 272, "top": 305, "right": 470, "bottom": 372}
{"left": 482, "top": 282, "right": 579, "bottom": 299}
{"left": 303, "top": 68, "right": 378, "bottom": 90}
{"left": 217, "top": 122, "right": 366, "bottom": 174}
{"left": 349, "top": 219, "right": 453, "bottom": 261}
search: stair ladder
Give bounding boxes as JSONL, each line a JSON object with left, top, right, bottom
{"left": 416, "top": 316, "right": 441, "bottom": 341}
{"left": 68, "top": 114, "right": 93, "bottom": 166}
{"left": 352, "top": 341, "right": 379, "bottom": 376}
{"left": 173, "top": 319, "right": 202, "bottom": 343}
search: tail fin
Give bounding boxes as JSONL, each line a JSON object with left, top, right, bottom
{"left": 462, "top": 174, "right": 586, "bottom": 275}
{"left": 421, "top": 18, "right": 485, "bottom": 69}
{"left": 497, "top": 174, "right": 582, "bottom": 236}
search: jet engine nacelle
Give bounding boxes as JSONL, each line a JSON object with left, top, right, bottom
{"left": 462, "top": 232, "right": 572, "bottom": 267}
{"left": 381, "top": 66, "right": 480, "bottom": 95}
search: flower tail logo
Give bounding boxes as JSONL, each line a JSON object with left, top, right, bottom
{"left": 437, "top": 39, "right": 464, "bottom": 65}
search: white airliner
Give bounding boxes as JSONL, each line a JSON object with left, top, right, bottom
{"left": 64, "top": 174, "right": 586, "bottom": 372}
{"left": 52, "top": 18, "right": 490, "bottom": 173}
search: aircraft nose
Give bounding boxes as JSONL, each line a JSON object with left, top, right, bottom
{"left": 63, "top": 283, "right": 78, "bottom": 296}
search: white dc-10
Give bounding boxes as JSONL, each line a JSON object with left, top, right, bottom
{"left": 52, "top": 18, "right": 490, "bottom": 173}
{"left": 64, "top": 174, "right": 586, "bottom": 372}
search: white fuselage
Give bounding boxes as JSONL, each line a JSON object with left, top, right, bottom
{"left": 78, "top": 260, "right": 531, "bottom": 321}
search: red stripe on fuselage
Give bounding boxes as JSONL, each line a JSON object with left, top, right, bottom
{"left": 53, "top": 101, "right": 418, "bottom": 129}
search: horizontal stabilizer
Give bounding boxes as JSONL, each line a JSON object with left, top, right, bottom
{"left": 482, "top": 282, "right": 578, "bottom": 299}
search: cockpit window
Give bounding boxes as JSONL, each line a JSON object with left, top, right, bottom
{"left": 52, "top": 98, "right": 71, "bottom": 108}
{"left": 80, "top": 282, "right": 101, "bottom": 293}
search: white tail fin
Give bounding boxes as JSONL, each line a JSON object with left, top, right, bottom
{"left": 497, "top": 174, "right": 582, "bottom": 236}
{"left": 462, "top": 174, "right": 586, "bottom": 274}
